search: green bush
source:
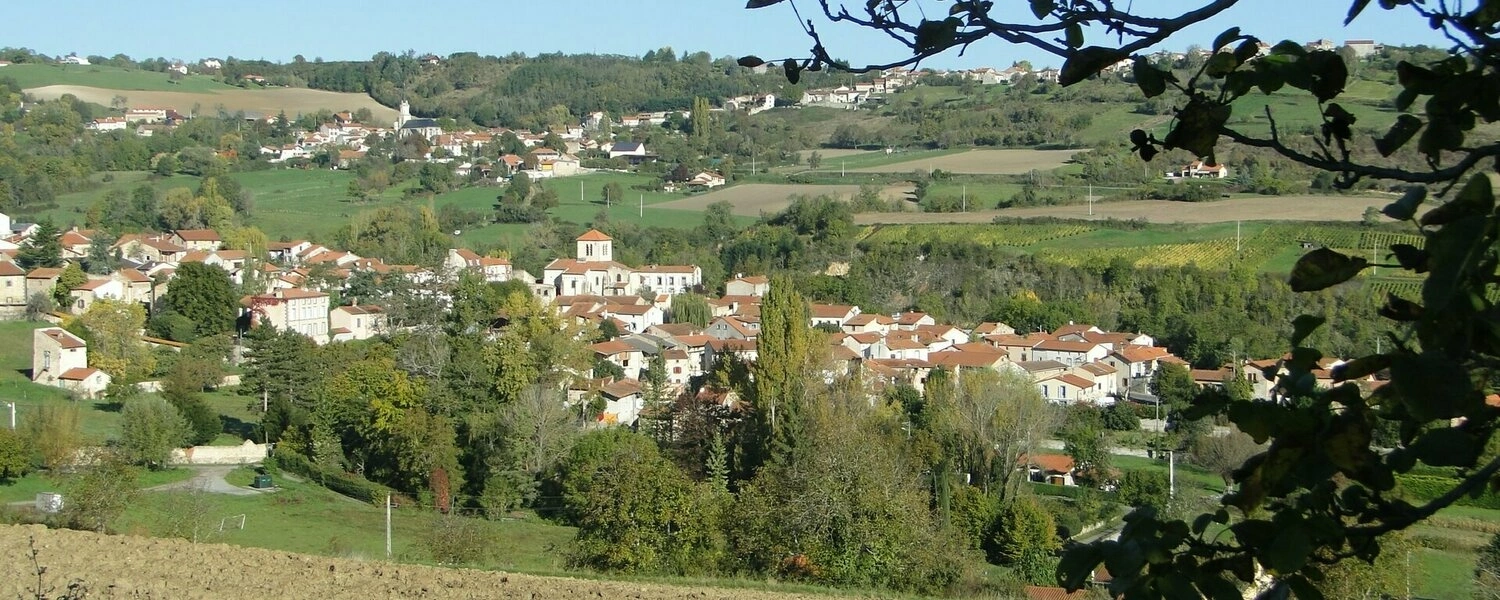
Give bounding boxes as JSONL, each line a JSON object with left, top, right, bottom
{"left": 274, "top": 450, "right": 396, "bottom": 505}
{"left": 1396, "top": 474, "right": 1500, "bottom": 510}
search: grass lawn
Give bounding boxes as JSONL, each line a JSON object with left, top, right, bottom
{"left": 2, "top": 63, "right": 235, "bottom": 93}
{"left": 1415, "top": 547, "right": 1475, "bottom": 599}
{"left": 0, "top": 468, "right": 195, "bottom": 503}
{"left": 922, "top": 181, "right": 1024, "bottom": 207}
{"left": 1111, "top": 453, "right": 1226, "bottom": 495}
{"left": 41, "top": 171, "right": 204, "bottom": 228}
{"left": 119, "top": 474, "right": 577, "bottom": 572}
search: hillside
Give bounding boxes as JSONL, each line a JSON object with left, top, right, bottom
{"left": 0, "top": 524, "right": 884, "bottom": 600}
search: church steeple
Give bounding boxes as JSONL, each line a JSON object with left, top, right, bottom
{"left": 396, "top": 99, "right": 411, "bottom": 129}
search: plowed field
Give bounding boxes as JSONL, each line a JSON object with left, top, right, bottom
{"left": 0, "top": 524, "right": 873, "bottom": 600}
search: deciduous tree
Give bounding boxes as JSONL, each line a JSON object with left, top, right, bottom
{"left": 158, "top": 262, "right": 237, "bottom": 338}
{"left": 77, "top": 298, "right": 154, "bottom": 381}
{"left": 119, "top": 397, "right": 191, "bottom": 469}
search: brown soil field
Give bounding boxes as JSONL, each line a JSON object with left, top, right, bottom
{"left": 657, "top": 183, "right": 915, "bottom": 217}
{"left": 848, "top": 149, "right": 1083, "bottom": 174}
{"left": 26, "top": 85, "right": 398, "bottom": 120}
{"left": 853, "top": 194, "right": 1398, "bottom": 225}
{"left": 0, "top": 524, "right": 874, "bottom": 600}
{"left": 796, "top": 148, "right": 871, "bottom": 160}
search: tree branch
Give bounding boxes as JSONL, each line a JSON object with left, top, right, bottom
{"left": 1350, "top": 451, "right": 1500, "bottom": 538}
{"left": 1218, "top": 125, "right": 1500, "bottom": 186}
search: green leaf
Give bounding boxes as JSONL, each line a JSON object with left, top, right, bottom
{"left": 745, "top": 0, "right": 786, "bottom": 7}
{"left": 1195, "top": 574, "right": 1244, "bottom": 600}
{"left": 1381, "top": 186, "right": 1426, "bottom": 221}
{"left": 1162, "top": 98, "right": 1231, "bottom": 158}
{"left": 1065, "top": 23, "right": 1083, "bottom": 48}
{"left": 1389, "top": 352, "right": 1471, "bottom": 421}
{"left": 1346, "top": 0, "right": 1374, "bottom": 24}
{"left": 1288, "top": 248, "right": 1369, "bottom": 292}
{"left": 1418, "top": 117, "right": 1464, "bottom": 162}
{"left": 1286, "top": 575, "right": 1326, "bottom": 600}
{"left": 1306, "top": 50, "right": 1348, "bottom": 102}
{"left": 1269, "top": 41, "right": 1307, "bottom": 57}
{"left": 1030, "top": 0, "right": 1053, "bottom": 19}
{"left": 1233, "top": 39, "right": 1260, "bottom": 64}
{"left": 1398, "top": 62, "right": 1441, "bottom": 94}
{"left": 736, "top": 56, "right": 766, "bottom": 68}
{"left": 1266, "top": 527, "right": 1313, "bottom": 574}
{"left": 1420, "top": 173, "right": 1493, "bottom": 227}
{"left": 1375, "top": 114, "right": 1424, "bottom": 157}
{"left": 1205, "top": 52, "right": 1239, "bottom": 78}
{"left": 1212, "top": 27, "right": 1242, "bottom": 51}
{"left": 1134, "top": 59, "right": 1169, "bottom": 98}
{"left": 783, "top": 60, "right": 801, "bottom": 85}
{"left": 1378, "top": 293, "right": 1424, "bottom": 321}
{"left": 1056, "top": 544, "right": 1102, "bottom": 590}
{"left": 1387, "top": 244, "right": 1429, "bottom": 272}
{"left": 1331, "top": 354, "right": 1390, "bottom": 382}
{"left": 1410, "top": 427, "right": 1478, "bottom": 467}
{"left": 1290, "top": 314, "right": 1326, "bottom": 346}
{"left": 914, "top": 18, "right": 961, "bottom": 52}
{"left": 1059, "top": 46, "right": 1126, "bottom": 86}
{"left": 1130, "top": 129, "right": 1150, "bottom": 147}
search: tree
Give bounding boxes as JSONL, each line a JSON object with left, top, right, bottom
{"left": 0, "top": 427, "right": 31, "bottom": 479}
{"left": 670, "top": 293, "right": 711, "bottom": 327}
{"left": 1189, "top": 428, "right": 1262, "bottom": 488}
{"left": 807, "top": 150, "right": 823, "bottom": 169}
{"left": 1059, "top": 404, "right": 1111, "bottom": 488}
{"left": 158, "top": 262, "right": 237, "bottom": 338}
{"left": 51, "top": 262, "right": 86, "bottom": 307}
{"left": 989, "top": 495, "right": 1061, "bottom": 584}
{"left": 82, "top": 233, "right": 118, "bottom": 275}
{"left": 749, "top": 274, "right": 816, "bottom": 468}
{"left": 15, "top": 220, "right": 62, "bottom": 270}
{"left": 119, "top": 397, "right": 191, "bottom": 469}
{"left": 1117, "top": 469, "right": 1170, "bottom": 511}
{"left": 745, "top": 3, "right": 1500, "bottom": 593}
{"left": 77, "top": 298, "right": 154, "bottom": 381}
{"left": 162, "top": 358, "right": 223, "bottom": 446}
{"left": 60, "top": 450, "right": 139, "bottom": 532}
{"left": 25, "top": 404, "right": 81, "bottom": 469}
{"left": 566, "top": 437, "right": 725, "bottom": 575}
{"left": 601, "top": 181, "right": 623, "bottom": 206}
{"left": 25, "top": 292, "right": 54, "bottom": 321}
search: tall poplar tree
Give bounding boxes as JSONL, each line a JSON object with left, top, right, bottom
{"left": 751, "top": 275, "right": 813, "bottom": 468}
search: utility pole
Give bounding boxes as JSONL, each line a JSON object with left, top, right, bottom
{"left": 385, "top": 494, "right": 393, "bottom": 559}
{"left": 639, "top": 194, "right": 643, "bottom": 218}
{"left": 1168, "top": 450, "right": 1176, "bottom": 498}
{"left": 3, "top": 402, "right": 13, "bottom": 430}
{"left": 1087, "top": 183, "right": 1093, "bottom": 216}
{"left": 1236, "top": 220, "right": 1242, "bottom": 254}
{"left": 961, "top": 185, "right": 966, "bottom": 212}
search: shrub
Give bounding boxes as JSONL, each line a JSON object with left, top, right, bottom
{"left": 274, "top": 450, "right": 397, "bottom": 505}
{"left": 421, "top": 514, "right": 492, "bottom": 565}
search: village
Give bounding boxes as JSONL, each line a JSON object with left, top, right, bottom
{"left": 19, "top": 215, "right": 1371, "bottom": 448}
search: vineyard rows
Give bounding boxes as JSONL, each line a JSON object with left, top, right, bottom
{"left": 861, "top": 223, "right": 1096, "bottom": 247}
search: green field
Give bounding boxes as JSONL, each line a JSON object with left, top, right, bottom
{"left": 861, "top": 221, "right": 1428, "bottom": 278}
{"left": 1, "top": 63, "right": 235, "bottom": 93}
{"left": 116, "top": 474, "right": 577, "bottom": 572}
{"left": 44, "top": 170, "right": 746, "bottom": 248}
{"left": 805, "top": 148, "right": 967, "bottom": 172}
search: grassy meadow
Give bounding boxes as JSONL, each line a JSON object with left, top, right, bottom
{"left": 1, "top": 63, "right": 234, "bottom": 93}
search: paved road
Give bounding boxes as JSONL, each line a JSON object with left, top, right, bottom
{"left": 146, "top": 465, "right": 265, "bottom": 496}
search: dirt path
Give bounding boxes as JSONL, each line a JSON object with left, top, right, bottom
{"left": 854, "top": 194, "right": 1399, "bottom": 225}
{"left": 146, "top": 465, "right": 263, "bottom": 496}
{"left": 0, "top": 524, "right": 878, "bottom": 600}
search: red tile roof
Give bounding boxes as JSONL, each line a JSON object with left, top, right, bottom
{"left": 1020, "top": 454, "right": 1076, "bottom": 474}
{"left": 809, "top": 303, "right": 856, "bottom": 319}
{"left": 0, "top": 262, "right": 24, "bottom": 276}
{"left": 591, "top": 340, "right": 636, "bottom": 355}
{"left": 174, "top": 229, "right": 221, "bottom": 242}
{"left": 576, "top": 229, "right": 612, "bottom": 242}
{"left": 39, "top": 328, "right": 86, "bottom": 349}
{"left": 1022, "top": 586, "right": 1089, "bottom": 600}
{"left": 59, "top": 367, "right": 104, "bottom": 381}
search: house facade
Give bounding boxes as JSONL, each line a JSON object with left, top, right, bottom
{"left": 245, "top": 288, "right": 331, "bottom": 343}
{"left": 33, "top": 327, "right": 111, "bottom": 398}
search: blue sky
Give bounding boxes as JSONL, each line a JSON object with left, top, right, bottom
{"left": 8, "top": 1, "right": 1447, "bottom": 70}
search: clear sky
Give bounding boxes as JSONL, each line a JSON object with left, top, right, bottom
{"left": 7, "top": 1, "right": 1447, "bottom": 70}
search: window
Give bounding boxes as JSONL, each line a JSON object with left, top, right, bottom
{"left": 1041, "top": 385, "right": 1049, "bottom": 398}
{"left": 673, "top": 367, "right": 682, "bottom": 374}
{"left": 1060, "top": 387, "right": 1067, "bottom": 398}
{"left": 43, "top": 351, "right": 51, "bottom": 370}
{"left": 586, "top": 244, "right": 592, "bottom": 257}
